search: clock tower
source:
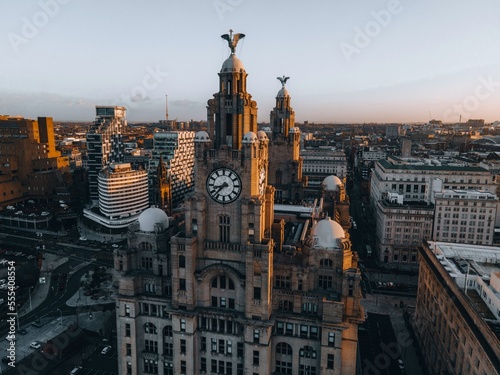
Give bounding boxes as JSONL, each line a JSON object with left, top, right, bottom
{"left": 169, "top": 32, "right": 276, "bottom": 374}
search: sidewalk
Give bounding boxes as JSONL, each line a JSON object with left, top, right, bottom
{"left": 18, "top": 254, "right": 69, "bottom": 317}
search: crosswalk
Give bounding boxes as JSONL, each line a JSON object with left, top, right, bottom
{"left": 94, "top": 252, "right": 113, "bottom": 261}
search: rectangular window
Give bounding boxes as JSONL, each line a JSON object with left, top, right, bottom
{"left": 164, "top": 342, "right": 173, "bottom": 356}
{"left": 180, "top": 339, "right": 186, "bottom": 354}
{"left": 254, "top": 329, "right": 260, "bottom": 343}
{"left": 254, "top": 287, "right": 261, "bottom": 300}
{"left": 180, "top": 319, "right": 186, "bottom": 332}
{"left": 126, "top": 343, "right": 131, "bottom": 356}
{"left": 328, "top": 332, "right": 335, "bottom": 347}
{"left": 179, "top": 278, "right": 186, "bottom": 290}
{"left": 253, "top": 351, "right": 259, "bottom": 366}
{"left": 219, "top": 215, "right": 230, "bottom": 242}
{"left": 180, "top": 360, "right": 186, "bottom": 374}
{"left": 200, "top": 357, "right": 206, "bottom": 373}
{"left": 327, "top": 354, "right": 334, "bottom": 369}
{"left": 201, "top": 336, "right": 206, "bottom": 352}
{"left": 141, "top": 257, "right": 153, "bottom": 269}
{"left": 125, "top": 323, "right": 131, "bottom": 337}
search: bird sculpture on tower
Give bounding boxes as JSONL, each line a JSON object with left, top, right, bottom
{"left": 221, "top": 29, "right": 245, "bottom": 54}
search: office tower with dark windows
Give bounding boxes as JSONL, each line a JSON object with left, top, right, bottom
{"left": 86, "top": 106, "right": 126, "bottom": 203}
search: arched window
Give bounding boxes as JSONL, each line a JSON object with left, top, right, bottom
{"left": 163, "top": 325, "right": 172, "bottom": 338}
{"left": 276, "top": 342, "right": 292, "bottom": 355}
{"left": 144, "top": 322, "right": 157, "bottom": 334}
{"left": 211, "top": 275, "right": 234, "bottom": 290}
{"left": 275, "top": 342, "right": 293, "bottom": 374}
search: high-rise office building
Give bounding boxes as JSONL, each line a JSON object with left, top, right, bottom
{"left": 86, "top": 106, "right": 126, "bottom": 203}
{"left": 115, "top": 32, "right": 364, "bottom": 375}
{"left": 149, "top": 131, "right": 196, "bottom": 213}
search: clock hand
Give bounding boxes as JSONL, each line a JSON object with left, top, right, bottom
{"left": 215, "top": 182, "right": 228, "bottom": 194}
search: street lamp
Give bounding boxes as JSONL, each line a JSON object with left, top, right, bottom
{"left": 29, "top": 287, "right": 33, "bottom": 311}
{"left": 56, "top": 308, "right": 63, "bottom": 325}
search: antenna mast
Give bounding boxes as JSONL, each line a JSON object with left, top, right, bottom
{"left": 165, "top": 95, "right": 169, "bottom": 123}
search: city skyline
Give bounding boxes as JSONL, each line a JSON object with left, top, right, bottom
{"left": 1, "top": 0, "right": 500, "bottom": 124}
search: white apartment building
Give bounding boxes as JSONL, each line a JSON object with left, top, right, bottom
{"left": 301, "top": 148, "right": 347, "bottom": 188}
{"left": 433, "top": 190, "right": 498, "bottom": 245}
{"left": 83, "top": 162, "right": 148, "bottom": 231}
{"left": 370, "top": 155, "right": 497, "bottom": 264}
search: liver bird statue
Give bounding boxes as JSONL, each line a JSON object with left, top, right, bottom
{"left": 221, "top": 29, "right": 245, "bottom": 54}
{"left": 277, "top": 75, "right": 290, "bottom": 88}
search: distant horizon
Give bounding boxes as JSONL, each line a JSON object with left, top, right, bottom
{"left": 2, "top": 1, "right": 500, "bottom": 124}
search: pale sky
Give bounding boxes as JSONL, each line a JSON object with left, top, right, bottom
{"left": 1, "top": 0, "right": 500, "bottom": 124}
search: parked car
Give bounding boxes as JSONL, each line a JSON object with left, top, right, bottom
{"left": 30, "top": 341, "right": 41, "bottom": 349}
{"left": 70, "top": 366, "right": 82, "bottom": 375}
{"left": 101, "top": 345, "right": 112, "bottom": 355}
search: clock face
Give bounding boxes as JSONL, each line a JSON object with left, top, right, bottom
{"left": 259, "top": 167, "right": 266, "bottom": 195}
{"left": 206, "top": 168, "right": 242, "bottom": 204}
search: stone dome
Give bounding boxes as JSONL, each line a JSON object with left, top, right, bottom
{"left": 289, "top": 126, "right": 301, "bottom": 134}
{"left": 277, "top": 87, "right": 290, "bottom": 98}
{"left": 221, "top": 54, "right": 245, "bottom": 72}
{"left": 310, "top": 217, "right": 345, "bottom": 249}
{"left": 194, "top": 130, "right": 210, "bottom": 142}
{"left": 322, "top": 175, "right": 343, "bottom": 191}
{"left": 257, "top": 130, "right": 268, "bottom": 141}
{"left": 138, "top": 207, "right": 169, "bottom": 232}
{"left": 242, "top": 131, "right": 258, "bottom": 144}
